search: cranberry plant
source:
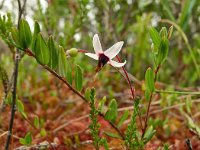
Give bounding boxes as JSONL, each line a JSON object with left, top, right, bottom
{"left": 0, "top": 12, "right": 170, "bottom": 149}
{"left": 0, "top": 0, "right": 200, "bottom": 149}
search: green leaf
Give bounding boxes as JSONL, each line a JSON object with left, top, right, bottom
{"left": 104, "top": 132, "right": 122, "bottom": 139}
{"left": 117, "top": 110, "right": 129, "bottom": 128}
{"left": 34, "top": 116, "right": 40, "bottom": 128}
{"left": 25, "top": 132, "right": 32, "bottom": 145}
{"left": 31, "top": 21, "right": 40, "bottom": 53}
{"left": 145, "top": 88, "right": 151, "bottom": 101}
{"left": 47, "top": 36, "right": 58, "bottom": 69}
{"left": 11, "top": 27, "right": 20, "bottom": 46}
{"left": 75, "top": 65, "right": 83, "bottom": 91}
{"left": 99, "top": 96, "right": 107, "bottom": 113}
{"left": 19, "top": 19, "right": 32, "bottom": 49}
{"left": 149, "top": 27, "right": 161, "bottom": 51}
{"left": 100, "top": 138, "right": 109, "bottom": 150}
{"left": 143, "top": 126, "right": 156, "bottom": 144}
{"left": 84, "top": 88, "right": 90, "bottom": 101}
{"left": 156, "top": 37, "right": 169, "bottom": 65}
{"left": 40, "top": 128, "right": 47, "bottom": 137}
{"left": 19, "top": 132, "right": 32, "bottom": 145}
{"left": 163, "top": 144, "right": 170, "bottom": 150}
{"left": 105, "top": 99, "right": 118, "bottom": 123}
{"left": 179, "top": 0, "right": 197, "bottom": 30}
{"left": 58, "top": 46, "right": 72, "bottom": 84}
{"left": 35, "top": 33, "right": 50, "bottom": 65}
{"left": 145, "top": 68, "right": 154, "bottom": 93}
{"left": 16, "top": 100, "right": 27, "bottom": 119}
{"left": 184, "top": 113, "right": 200, "bottom": 137}
{"left": 19, "top": 138, "right": 26, "bottom": 145}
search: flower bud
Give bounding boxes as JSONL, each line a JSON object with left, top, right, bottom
{"left": 66, "top": 48, "right": 78, "bottom": 57}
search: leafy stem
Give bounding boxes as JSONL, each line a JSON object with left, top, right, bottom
{"left": 116, "top": 55, "right": 144, "bottom": 132}
{"left": 160, "top": 19, "right": 200, "bottom": 78}
{"left": 5, "top": 0, "right": 26, "bottom": 149}
{"left": 25, "top": 48, "right": 125, "bottom": 140}
{"left": 142, "top": 65, "right": 160, "bottom": 138}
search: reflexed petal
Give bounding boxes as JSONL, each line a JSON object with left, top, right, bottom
{"left": 104, "top": 41, "right": 124, "bottom": 59}
{"left": 93, "top": 34, "right": 103, "bottom": 54}
{"left": 109, "top": 60, "right": 126, "bottom": 67}
{"left": 85, "top": 53, "right": 99, "bottom": 60}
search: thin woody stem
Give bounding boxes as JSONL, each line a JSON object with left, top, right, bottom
{"left": 142, "top": 65, "right": 160, "bottom": 138}
{"left": 5, "top": 0, "right": 26, "bottom": 149}
{"left": 116, "top": 56, "right": 135, "bottom": 99}
{"left": 79, "top": 49, "right": 144, "bottom": 132}
{"left": 116, "top": 55, "right": 144, "bottom": 132}
{"left": 25, "top": 49, "right": 125, "bottom": 140}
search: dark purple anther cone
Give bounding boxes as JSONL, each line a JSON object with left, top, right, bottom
{"left": 96, "top": 53, "right": 109, "bottom": 72}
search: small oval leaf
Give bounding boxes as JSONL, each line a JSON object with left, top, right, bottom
{"left": 58, "top": 46, "right": 72, "bottom": 85}
{"left": 35, "top": 33, "right": 50, "bottom": 65}
{"left": 47, "top": 36, "right": 58, "bottom": 69}
{"left": 19, "top": 19, "right": 32, "bottom": 49}
{"left": 143, "top": 126, "right": 156, "bottom": 144}
{"left": 105, "top": 99, "right": 118, "bottom": 123}
{"left": 34, "top": 116, "right": 40, "bottom": 129}
{"left": 25, "top": 132, "right": 32, "bottom": 145}
{"left": 149, "top": 27, "right": 161, "bottom": 50}
{"left": 156, "top": 37, "right": 169, "bottom": 65}
{"left": 145, "top": 68, "right": 155, "bottom": 93}
{"left": 31, "top": 21, "right": 40, "bottom": 53}
{"left": 117, "top": 110, "right": 129, "bottom": 128}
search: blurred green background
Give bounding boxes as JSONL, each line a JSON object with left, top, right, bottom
{"left": 1, "top": 0, "right": 200, "bottom": 88}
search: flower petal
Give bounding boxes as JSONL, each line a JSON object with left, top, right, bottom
{"left": 85, "top": 53, "right": 99, "bottom": 60}
{"left": 109, "top": 60, "right": 126, "bottom": 67}
{"left": 93, "top": 34, "right": 103, "bottom": 54}
{"left": 104, "top": 41, "right": 124, "bottom": 59}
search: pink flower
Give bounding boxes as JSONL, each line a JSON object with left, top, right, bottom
{"left": 85, "top": 34, "right": 126, "bottom": 71}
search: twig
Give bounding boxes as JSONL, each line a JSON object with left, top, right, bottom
{"left": 116, "top": 56, "right": 135, "bottom": 99}
{"left": 25, "top": 49, "right": 125, "bottom": 139}
{"left": 142, "top": 93, "right": 153, "bottom": 138}
{"left": 142, "top": 65, "right": 160, "bottom": 138}
{"left": 185, "top": 138, "right": 193, "bottom": 150}
{"left": 116, "top": 55, "right": 144, "bottom": 132}
{"left": 5, "top": 1, "right": 26, "bottom": 149}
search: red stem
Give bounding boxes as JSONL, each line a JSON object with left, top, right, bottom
{"left": 79, "top": 49, "right": 144, "bottom": 131}
{"left": 116, "top": 55, "right": 144, "bottom": 131}
{"left": 25, "top": 48, "right": 125, "bottom": 140}
{"left": 116, "top": 56, "right": 135, "bottom": 99}
{"left": 78, "top": 49, "right": 88, "bottom": 53}
{"left": 142, "top": 65, "right": 160, "bottom": 137}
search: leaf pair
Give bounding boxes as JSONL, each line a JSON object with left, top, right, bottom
{"left": 19, "top": 132, "right": 32, "bottom": 146}
{"left": 149, "top": 27, "right": 170, "bottom": 66}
